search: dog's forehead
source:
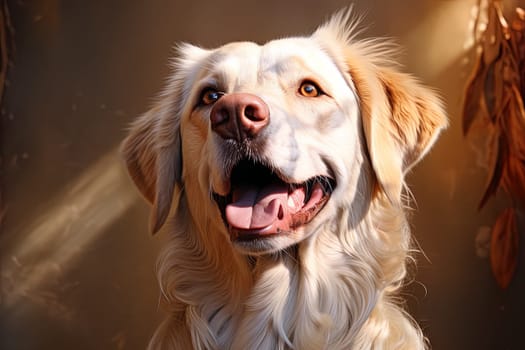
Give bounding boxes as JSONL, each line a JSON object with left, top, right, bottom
{"left": 260, "top": 37, "right": 337, "bottom": 71}
{"left": 208, "top": 38, "right": 344, "bottom": 84}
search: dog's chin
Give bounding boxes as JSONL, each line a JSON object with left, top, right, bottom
{"left": 213, "top": 159, "right": 335, "bottom": 255}
{"left": 231, "top": 234, "right": 299, "bottom": 255}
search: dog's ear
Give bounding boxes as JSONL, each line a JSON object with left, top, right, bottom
{"left": 346, "top": 52, "right": 448, "bottom": 203}
{"left": 121, "top": 44, "right": 209, "bottom": 233}
{"left": 121, "top": 103, "right": 182, "bottom": 234}
{"left": 314, "top": 9, "right": 448, "bottom": 203}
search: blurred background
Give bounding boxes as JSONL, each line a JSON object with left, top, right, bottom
{"left": 1, "top": 0, "right": 524, "bottom": 349}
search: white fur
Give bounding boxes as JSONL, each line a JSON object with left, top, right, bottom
{"left": 122, "top": 8, "right": 447, "bottom": 350}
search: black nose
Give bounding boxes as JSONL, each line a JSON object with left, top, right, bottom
{"left": 210, "top": 93, "right": 270, "bottom": 141}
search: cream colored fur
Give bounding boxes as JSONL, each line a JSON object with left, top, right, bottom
{"left": 122, "top": 9, "right": 447, "bottom": 350}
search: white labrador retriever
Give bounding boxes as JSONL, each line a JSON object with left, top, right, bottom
{"left": 122, "top": 9, "right": 447, "bottom": 350}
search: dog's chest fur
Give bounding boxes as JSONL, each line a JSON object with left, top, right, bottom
{"left": 155, "top": 198, "right": 420, "bottom": 350}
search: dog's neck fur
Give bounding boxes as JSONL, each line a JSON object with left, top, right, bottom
{"left": 149, "top": 188, "right": 426, "bottom": 350}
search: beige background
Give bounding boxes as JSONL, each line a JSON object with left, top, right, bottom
{"left": 1, "top": 0, "right": 524, "bottom": 349}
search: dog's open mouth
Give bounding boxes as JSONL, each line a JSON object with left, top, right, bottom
{"left": 214, "top": 159, "right": 335, "bottom": 241}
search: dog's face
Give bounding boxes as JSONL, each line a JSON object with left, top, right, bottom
{"left": 181, "top": 38, "right": 363, "bottom": 254}
{"left": 122, "top": 13, "right": 447, "bottom": 255}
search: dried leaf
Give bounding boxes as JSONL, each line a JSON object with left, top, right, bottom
{"left": 484, "top": 55, "right": 507, "bottom": 122}
{"left": 512, "top": 7, "right": 525, "bottom": 30}
{"left": 478, "top": 132, "right": 507, "bottom": 210}
{"left": 463, "top": 1, "right": 511, "bottom": 135}
{"left": 463, "top": 55, "right": 489, "bottom": 135}
{"left": 511, "top": 8, "right": 525, "bottom": 96}
{"left": 482, "top": 2, "right": 508, "bottom": 65}
{"left": 510, "top": 9, "right": 525, "bottom": 58}
{"left": 481, "top": 61, "right": 525, "bottom": 207}
{"left": 501, "top": 91, "right": 525, "bottom": 203}
{"left": 490, "top": 208, "right": 519, "bottom": 289}
{"left": 502, "top": 155, "right": 525, "bottom": 204}
{"left": 503, "top": 86, "right": 525, "bottom": 160}
{"left": 467, "top": 119, "right": 498, "bottom": 170}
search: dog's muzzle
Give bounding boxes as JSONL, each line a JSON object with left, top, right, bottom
{"left": 210, "top": 93, "right": 335, "bottom": 244}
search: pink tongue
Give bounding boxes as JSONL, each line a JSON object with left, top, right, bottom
{"left": 225, "top": 183, "right": 303, "bottom": 230}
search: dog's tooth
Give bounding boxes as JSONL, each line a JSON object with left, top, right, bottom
{"left": 288, "top": 196, "right": 296, "bottom": 209}
{"left": 288, "top": 187, "right": 306, "bottom": 211}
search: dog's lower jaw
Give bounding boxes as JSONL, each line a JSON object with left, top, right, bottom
{"left": 218, "top": 198, "right": 334, "bottom": 256}
{"left": 228, "top": 213, "right": 331, "bottom": 256}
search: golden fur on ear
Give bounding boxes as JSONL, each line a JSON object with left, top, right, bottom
{"left": 121, "top": 103, "right": 182, "bottom": 234}
{"left": 353, "top": 58, "right": 447, "bottom": 203}
{"left": 121, "top": 43, "right": 209, "bottom": 234}
{"left": 314, "top": 9, "right": 447, "bottom": 203}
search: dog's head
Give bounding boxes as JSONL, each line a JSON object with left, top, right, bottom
{"left": 122, "top": 10, "right": 447, "bottom": 255}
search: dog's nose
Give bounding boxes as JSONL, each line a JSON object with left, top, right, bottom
{"left": 210, "top": 93, "right": 269, "bottom": 141}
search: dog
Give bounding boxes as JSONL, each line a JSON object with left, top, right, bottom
{"left": 122, "top": 9, "right": 447, "bottom": 350}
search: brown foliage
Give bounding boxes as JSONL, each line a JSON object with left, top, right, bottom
{"left": 463, "top": 1, "right": 524, "bottom": 288}
{"left": 490, "top": 208, "right": 519, "bottom": 289}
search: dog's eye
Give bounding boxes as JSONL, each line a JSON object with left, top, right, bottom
{"left": 199, "top": 88, "right": 224, "bottom": 106}
{"left": 299, "top": 81, "right": 323, "bottom": 97}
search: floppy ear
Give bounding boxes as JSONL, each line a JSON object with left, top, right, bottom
{"left": 346, "top": 53, "right": 448, "bottom": 203}
{"left": 121, "top": 43, "right": 210, "bottom": 234}
{"left": 121, "top": 103, "right": 182, "bottom": 234}
{"left": 313, "top": 9, "right": 448, "bottom": 203}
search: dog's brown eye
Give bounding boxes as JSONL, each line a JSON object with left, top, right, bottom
{"left": 200, "top": 88, "right": 224, "bottom": 106}
{"left": 299, "top": 81, "right": 323, "bottom": 97}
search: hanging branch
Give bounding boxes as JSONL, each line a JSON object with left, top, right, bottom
{"left": 0, "top": 0, "right": 12, "bottom": 228}
{"left": 463, "top": 0, "right": 525, "bottom": 289}
{"left": 0, "top": 0, "right": 12, "bottom": 103}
